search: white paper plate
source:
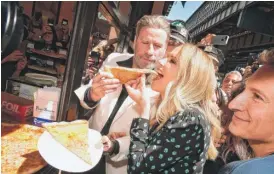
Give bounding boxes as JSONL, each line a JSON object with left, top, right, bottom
{"left": 38, "top": 129, "right": 103, "bottom": 173}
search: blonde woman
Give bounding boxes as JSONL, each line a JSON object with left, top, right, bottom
{"left": 103, "top": 44, "right": 221, "bottom": 173}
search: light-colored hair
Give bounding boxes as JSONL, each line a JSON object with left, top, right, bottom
{"left": 135, "top": 15, "right": 170, "bottom": 41}
{"left": 152, "top": 44, "right": 221, "bottom": 160}
{"left": 224, "top": 71, "right": 243, "bottom": 81}
{"left": 259, "top": 48, "right": 274, "bottom": 65}
{"left": 92, "top": 39, "right": 116, "bottom": 59}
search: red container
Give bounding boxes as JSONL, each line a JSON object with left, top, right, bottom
{"left": 1, "top": 92, "right": 34, "bottom": 122}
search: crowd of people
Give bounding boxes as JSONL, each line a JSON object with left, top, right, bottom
{"left": 74, "top": 15, "right": 274, "bottom": 174}
{"left": 1, "top": 8, "right": 71, "bottom": 91}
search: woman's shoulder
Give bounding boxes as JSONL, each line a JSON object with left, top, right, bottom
{"left": 166, "top": 107, "right": 209, "bottom": 129}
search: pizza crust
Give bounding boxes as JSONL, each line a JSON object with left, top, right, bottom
{"left": 104, "top": 65, "right": 158, "bottom": 84}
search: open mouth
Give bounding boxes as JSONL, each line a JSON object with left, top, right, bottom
{"left": 153, "top": 71, "right": 164, "bottom": 80}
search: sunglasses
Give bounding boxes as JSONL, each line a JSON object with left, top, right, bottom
{"left": 168, "top": 38, "right": 182, "bottom": 46}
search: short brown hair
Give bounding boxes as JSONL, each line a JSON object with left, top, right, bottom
{"left": 135, "top": 15, "right": 170, "bottom": 40}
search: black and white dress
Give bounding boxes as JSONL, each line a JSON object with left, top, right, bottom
{"left": 128, "top": 108, "right": 211, "bottom": 174}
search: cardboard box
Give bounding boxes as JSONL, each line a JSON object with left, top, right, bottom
{"left": 6, "top": 78, "right": 40, "bottom": 100}
{"left": 33, "top": 87, "right": 61, "bottom": 121}
{"left": 1, "top": 92, "right": 34, "bottom": 121}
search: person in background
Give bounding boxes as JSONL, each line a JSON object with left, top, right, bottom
{"left": 1, "top": 11, "right": 30, "bottom": 91}
{"left": 82, "top": 39, "right": 117, "bottom": 85}
{"left": 87, "top": 39, "right": 117, "bottom": 78}
{"left": 29, "top": 12, "right": 43, "bottom": 41}
{"left": 60, "top": 21, "right": 70, "bottom": 48}
{"left": 102, "top": 44, "right": 221, "bottom": 173}
{"left": 258, "top": 48, "right": 274, "bottom": 65}
{"left": 218, "top": 48, "right": 274, "bottom": 174}
{"left": 221, "top": 71, "right": 242, "bottom": 99}
{"left": 74, "top": 15, "right": 170, "bottom": 174}
{"left": 1, "top": 51, "right": 27, "bottom": 91}
{"left": 41, "top": 24, "right": 58, "bottom": 52}
{"left": 55, "top": 24, "right": 64, "bottom": 45}
{"left": 167, "top": 19, "right": 189, "bottom": 53}
{"left": 204, "top": 82, "right": 245, "bottom": 174}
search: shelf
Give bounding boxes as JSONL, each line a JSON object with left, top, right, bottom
{"left": 26, "top": 48, "right": 67, "bottom": 60}
{"left": 28, "top": 65, "right": 57, "bottom": 75}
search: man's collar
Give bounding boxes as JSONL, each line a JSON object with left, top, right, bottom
{"left": 116, "top": 57, "right": 133, "bottom": 68}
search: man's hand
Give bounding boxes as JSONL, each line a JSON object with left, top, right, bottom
{"left": 90, "top": 71, "right": 121, "bottom": 101}
{"left": 1, "top": 50, "right": 24, "bottom": 64}
{"left": 108, "top": 132, "right": 126, "bottom": 140}
{"left": 101, "top": 136, "right": 113, "bottom": 152}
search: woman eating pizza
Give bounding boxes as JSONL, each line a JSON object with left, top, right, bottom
{"left": 102, "top": 44, "right": 221, "bottom": 173}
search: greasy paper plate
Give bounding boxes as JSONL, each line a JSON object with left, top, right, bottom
{"left": 38, "top": 129, "right": 103, "bottom": 172}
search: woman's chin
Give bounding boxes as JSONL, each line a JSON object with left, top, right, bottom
{"left": 151, "top": 80, "right": 160, "bottom": 92}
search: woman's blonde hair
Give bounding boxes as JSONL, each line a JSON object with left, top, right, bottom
{"left": 152, "top": 44, "right": 221, "bottom": 160}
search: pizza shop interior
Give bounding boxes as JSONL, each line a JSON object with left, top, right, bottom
{"left": 1, "top": 1, "right": 131, "bottom": 173}
{"left": 1, "top": 1, "right": 127, "bottom": 123}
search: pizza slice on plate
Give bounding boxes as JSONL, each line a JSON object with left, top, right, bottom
{"left": 42, "top": 120, "right": 92, "bottom": 165}
{"left": 104, "top": 65, "right": 157, "bottom": 84}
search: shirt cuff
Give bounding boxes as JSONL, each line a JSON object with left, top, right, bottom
{"left": 84, "top": 87, "right": 99, "bottom": 108}
{"left": 110, "top": 140, "right": 120, "bottom": 156}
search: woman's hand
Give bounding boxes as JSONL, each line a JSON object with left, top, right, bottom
{"left": 125, "top": 75, "right": 149, "bottom": 106}
{"left": 125, "top": 75, "right": 150, "bottom": 118}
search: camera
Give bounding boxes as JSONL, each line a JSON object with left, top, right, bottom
{"left": 1, "top": 2, "right": 25, "bottom": 56}
{"left": 89, "top": 51, "right": 101, "bottom": 67}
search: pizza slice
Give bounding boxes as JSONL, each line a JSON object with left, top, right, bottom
{"left": 104, "top": 65, "right": 157, "bottom": 84}
{"left": 42, "top": 120, "right": 92, "bottom": 165}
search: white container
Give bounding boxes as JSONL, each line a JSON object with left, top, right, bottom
{"left": 33, "top": 87, "right": 61, "bottom": 121}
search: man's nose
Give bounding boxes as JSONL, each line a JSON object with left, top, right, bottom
{"left": 157, "top": 58, "right": 167, "bottom": 67}
{"left": 147, "top": 44, "right": 154, "bottom": 56}
{"left": 228, "top": 92, "right": 245, "bottom": 111}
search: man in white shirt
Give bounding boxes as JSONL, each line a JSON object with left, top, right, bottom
{"left": 75, "top": 15, "right": 170, "bottom": 174}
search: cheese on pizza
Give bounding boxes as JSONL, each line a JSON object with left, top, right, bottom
{"left": 42, "top": 120, "right": 92, "bottom": 165}
{"left": 104, "top": 65, "right": 157, "bottom": 84}
{"left": 1, "top": 123, "right": 46, "bottom": 174}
